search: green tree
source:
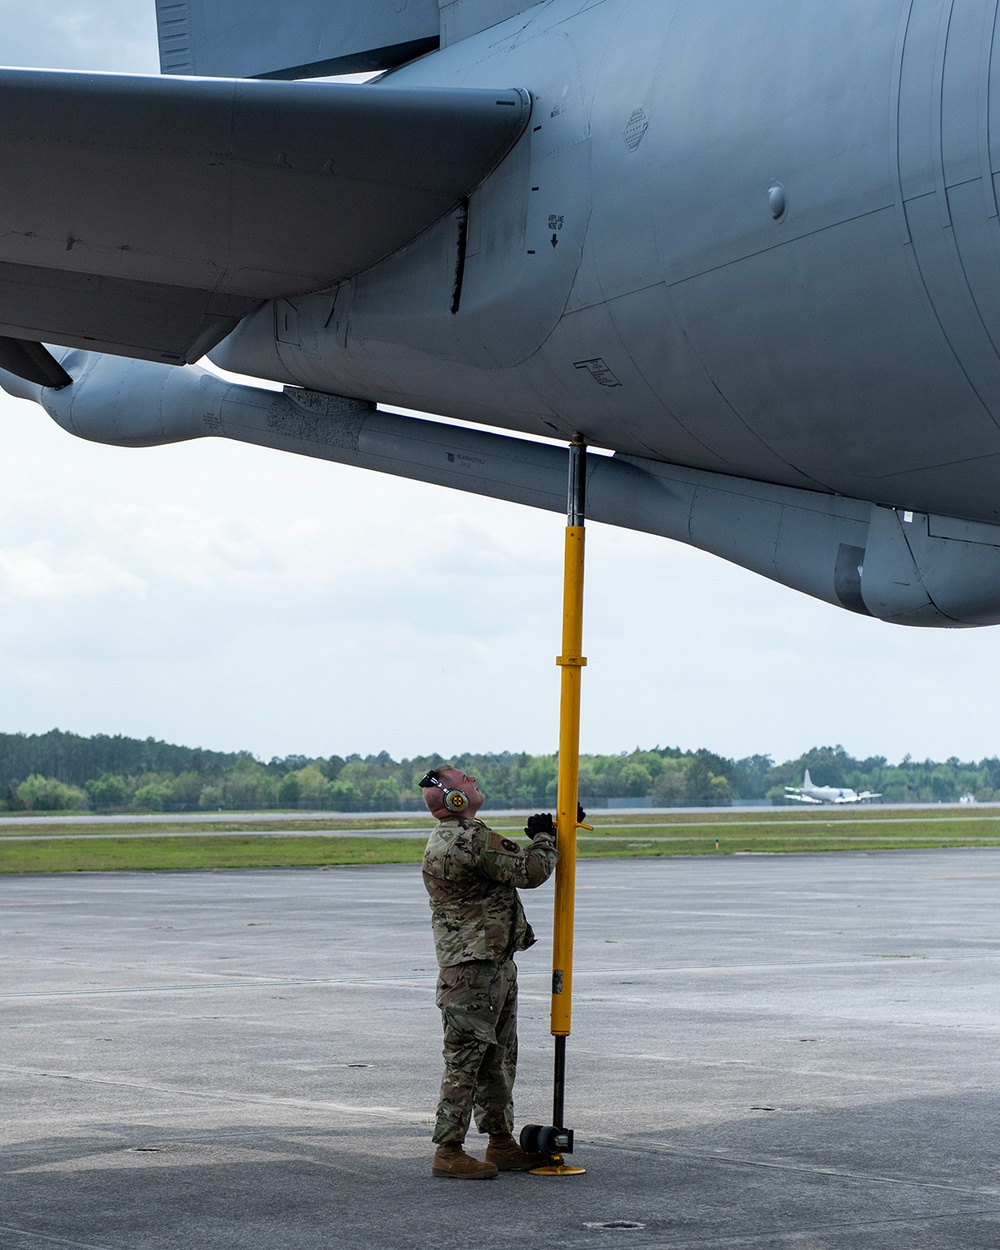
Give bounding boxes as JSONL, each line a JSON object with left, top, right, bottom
{"left": 708, "top": 774, "right": 732, "bottom": 803}
{"left": 928, "top": 769, "right": 956, "bottom": 802}
{"left": 797, "top": 746, "right": 851, "bottom": 788}
{"left": 632, "top": 750, "right": 666, "bottom": 780}
{"left": 328, "top": 779, "right": 362, "bottom": 811}
{"left": 198, "top": 784, "right": 224, "bottom": 810}
{"left": 167, "top": 771, "right": 203, "bottom": 810}
{"left": 134, "top": 782, "right": 169, "bottom": 811}
{"left": 730, "top": 754, "right": 774, "bottom": 799}
{"left": 295, "top": 764, "right": 332, "bottom": 808}
{"left": 224, "top": 761, "right": 275, "bottom": 809}
{"left": 15, "top": 774, "right": 85, "bottom": 811}
{"left": 685, "top": 752, "right": 731, "bottom": 804}
{"left": 650, "top": 759, "right": 689, "bottom": 803}
{"left": 371, "top": 777, "right": 401, "bottom": 810}
{"left": 619, "top": 762, "right": 653, "bottom": 797}
{"left": 84, "top": 773, "right": 129, "bottom": 808}
{"left": 518, "top": 756, "right": 557, "bottom": 805}
{"left": 338, "top": 760, "right": 370, "bottom": 786}
{"left": 277, "top": 773, "right": 301, "bottom": 808}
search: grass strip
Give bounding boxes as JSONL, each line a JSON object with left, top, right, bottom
{"left": 5, "top": 808, "right": 1000, "bottom": 839}
{"left": 576, "top": 818, "right": 1000, "bottom": 841}
{"left": 3, "top": 823, "right": 1000, "bottom": 873}
{"left": 0, "top": 836, "right": 426, "bottom": 874}
{"left": 0, "top": 818, "right": 433, "bottom": 837}
{"left": 4, "top": 806, "right": 1000, "bottom": 839}
{"left": 578, "top": 835, "right": 1000, "bottom": 857}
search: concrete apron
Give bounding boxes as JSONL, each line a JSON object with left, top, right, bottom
{"left": 2, "top": 851, "right": 999, "bottom": 1249}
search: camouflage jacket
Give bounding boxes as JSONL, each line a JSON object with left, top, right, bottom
{"left": 422, "top": 817, "right": 558, "bottom": 967}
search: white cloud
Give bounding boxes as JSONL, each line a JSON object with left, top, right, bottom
{"left": 0, "top": 540, "right": 134, "bottom": 599}
{"left": 0, "top": 0, "right": 158, "bottom": 72}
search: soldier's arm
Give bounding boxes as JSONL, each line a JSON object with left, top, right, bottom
{"left": 473, "top": 826, "right": 558, "bottom": 889}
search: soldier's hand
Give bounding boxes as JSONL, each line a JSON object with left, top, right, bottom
{"left": 577, "top": 802, "right": 587, "bottom": 824}
{"left": 524, "top": 813, "right": 555, "bottom": 839}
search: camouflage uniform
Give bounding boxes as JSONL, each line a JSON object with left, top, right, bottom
{"left": 423, "top": 816, "right": 558, "bottom": 1145}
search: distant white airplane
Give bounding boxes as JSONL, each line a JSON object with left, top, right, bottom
{"left": 784, "top": 770, "right": 882, "bottom": 805}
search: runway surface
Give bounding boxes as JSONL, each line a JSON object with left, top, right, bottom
{"left": 0, "top": 800, "right": 988, "bottom": 826}
{"left": 3, "top": 850, "right": 999, "bottom": 1248}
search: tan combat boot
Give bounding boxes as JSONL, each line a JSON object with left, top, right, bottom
{"left": 484, "top": 1133, "right": 550, "bottom": 1171}
{"left": 432, "top": 1143, "right": 499, "bottom": 1179}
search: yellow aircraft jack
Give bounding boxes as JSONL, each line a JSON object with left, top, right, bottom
{"left": 523, "top": 435, "right": 590, "bottom": 1178}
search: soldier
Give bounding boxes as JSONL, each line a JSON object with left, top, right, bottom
{"left": 420, "top": 765, "right": 559, "bottom": 1179}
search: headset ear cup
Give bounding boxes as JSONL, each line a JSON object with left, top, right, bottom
{"left": 445, "top": 789, "right": 469, "bottom": 812}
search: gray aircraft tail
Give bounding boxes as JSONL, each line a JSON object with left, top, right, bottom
{"left": 155, "top": 0, "right": 538, "bottom": 80}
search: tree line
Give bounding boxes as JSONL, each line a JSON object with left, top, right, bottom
{"left": 0, "top": 731, "right": 998, "bottom": 813}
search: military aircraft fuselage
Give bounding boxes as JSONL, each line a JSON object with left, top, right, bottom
{"left": 214, "top": 0, "right": 1000, "bottom": 529}
{"left": 7, "top": 0, "right": 1000, "bottom": 627}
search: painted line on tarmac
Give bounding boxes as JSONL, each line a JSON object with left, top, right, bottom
{"left": 0, "top": 1223, "right": 113, "bottom": 1249}
{"left": 0, "top": 972, "right": 440, "bottom": 999}
{"left": 6, "top": 951, "right": 972, "bottom": 1002}
{"left": 589, "top": 1134, "right": 1000, "bottom": 1198}
{"left": 0, "top": 1064, "right": 426, "bottom": 1123}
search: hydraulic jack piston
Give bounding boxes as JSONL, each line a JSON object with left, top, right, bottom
{"left": 522, "top": 435, "right": 590, "bottom": 1177}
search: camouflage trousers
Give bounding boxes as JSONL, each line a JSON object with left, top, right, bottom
{"left": 433, "top": 958, "right": 518, "bottom": 1145}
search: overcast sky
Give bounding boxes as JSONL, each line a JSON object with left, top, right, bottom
{"left": 1, "top": 3, "right": 998, "bottom": 769}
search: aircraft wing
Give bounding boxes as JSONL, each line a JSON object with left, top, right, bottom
{"left": 0, "top": 70, "right": 529, "bottom": 382}
{"left": 784, "top": 790, "right": 823, "bottom": 805}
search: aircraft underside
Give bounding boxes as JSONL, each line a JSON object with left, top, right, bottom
{"left": 5, "top": 0, "right": 1000, "bottom": 626}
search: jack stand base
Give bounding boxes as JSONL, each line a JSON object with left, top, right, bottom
{"left": 530, "top": 1154, "right": 587, "bottom": 1176}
